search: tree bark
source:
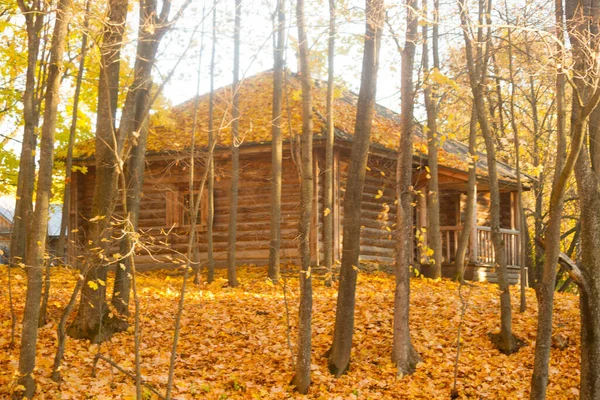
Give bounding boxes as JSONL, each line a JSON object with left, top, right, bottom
{"left": 455, "top": 108, "right": 477, "bottom": 280}
{"left": 227, "top": 0, "right": 241, "bottom": 288}
{"left": 392, "top": 0, "right": 421, "bottom": 375}
{"left": 67, "top": 0, "right": 130, "bottom": 342}
{"left": 458, "top": 0, "right": 517, "bottom": 354}
{"left": 57, "top": 0, "right": 91, "bottom": 263}
{"left": 530, "top": 1, "right": 568, "bottom": 393}
{"left": 327, "top": 0, "right": 384, "bottom": 377}
{"left": 268, "top": 0, "right": 285, "bottom": 282}
{"left": 207, "top": 0, "right": 217, "bottom": 284}
{"left": 15, "top": 0, "right": 71, "bottom": 396}
{"left": 292, "top": 0, "right": 313, "bottom": 393}
{"left": 10, "top": 0, "right": 45, "bottom": 268}
{"left": 112, "top": 0, "right": 176, "bottom": 315}
{"left": 322, "top": 0, "right": 336, "bottom": 286}
{"left": 422, "top": 0, "right": 442, "bottom": 277}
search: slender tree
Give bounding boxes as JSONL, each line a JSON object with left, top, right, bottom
{"left": 327, "top": 0, "right": 385, "bottom": 377}
{"left": 392, "top": 0, "right": 422, "bottom": 374}
{"left": 112, "top": 0, "right": 183, "bottom": 315}
{"left": 67, "top": 0, "right": 130, "bottom": 342}
{"left": 561, "top": 0, "right": 600, "bottom": 396}
{"left": 268, "top": 0, "right": 286, "bottom": 282}
{"left": 503, "top": 5, "right": 527, "bottom": 312}
{"left": 422, "top": 0, "right": 442, "bottom": 277}
{"left": 455, "top": 108, "right": 477, "bottom": 279}
{"left": 14, "top": 0, "right": 72, "bottom": 396}
{"left": 206, "top": 0, "right": 217, "bottom": 284}
{"left": 292, "top": 0, "right": 313, "bottom": 392}
{"left": 57, "top": 0, "right": 91, "bottom": 264}
{"left": 529, "top": 0, "right": 571, "bottom": 395}
{"left": 227, "top": 0, "right": 241, "bottom": 287}
{"left": 323, "top": 0, "right": 336, "bottom": 286}
{"left": 458, "top": 0, "right": 517, "bottom": 354}
{"left": 10, "top": 0, "right": 45, "bottom": 268}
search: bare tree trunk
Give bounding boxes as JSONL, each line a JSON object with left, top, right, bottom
{"left": 422, "top": 0, "right": 442, "bottom": 277}
{"left": 327, "top": 0, "right": 384, "bottom": 377}
{"left": 10, "top": 0, "right": 45, "bottom": 268}
{"left": 206, "top": 0, "right": 217, "bottom": 284}
{"left": 38, "top": 260, "right": 51, "bottom": 326}
{"left": 322, "top": 0, "right": 336, "bottom": 287}
{"left": 291, "top": 0, "right": 313, "bottom": 393}
{"left": 227, "top": 0, "right": 241, "bottom": 288}
{"left": 529, "top": 2, "right": 569, "bottom": 395}
{"left": 57, "top": 0, "right": 91, "bottom": 263}
{"left": 268, "top": 0, "right": 286, "bottom": 282}
{"left": 15, "top": 1, "right": 72, "bottom": 397}
{"left": 503, "top": 11, "right": 527, "bottom": 313}
{"left": 392, "top": 0, "right": 421, "bottom": 375}
{"left": 455, "top": 108, "right": 477, "bottom": 279}
{"left": 458, "top": 0, "right": 517, "bottom": 355}
{"left": 113, "top": 0, "right": 178, "bottom": 315}
{"left": 564, "top": 0, "right": 600, "bottom": 396}
{"left": 67, "top": 0, "right": 130, "bottom": 342}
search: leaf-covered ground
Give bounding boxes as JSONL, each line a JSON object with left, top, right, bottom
{"left": 0, "top": 265, "right": 580, "bottom": 399}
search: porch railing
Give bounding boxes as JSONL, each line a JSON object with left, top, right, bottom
{"left": 437, "top": 225, "right": 520, "bottom": 266}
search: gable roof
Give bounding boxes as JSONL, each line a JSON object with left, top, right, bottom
{"left": 76, "top": 71, "right": 525, "bottom": 184}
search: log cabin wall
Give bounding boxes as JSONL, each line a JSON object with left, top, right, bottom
{"left": 72, "top": 150, "right": 306, "bottom": 270}
{"left": 71, "top": 147, "right": 521, "bottom": 272}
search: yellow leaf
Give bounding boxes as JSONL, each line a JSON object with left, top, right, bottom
{"left": 97, "top": 279, "right": 106, "bottom": 286}
{"left": 88, "top": 280, "right": 99, "bottom": 291}
{"left": 323, "top": 208, "right": 331, "bottom": 217}
{"left": 352, "top": 265, "right": 358, "bottom": 271}
{"left": 375, "top": 190, "right": 383, "bottom": 199}
{"left": 89, "top": 215, "right": 106, "bottom": 222}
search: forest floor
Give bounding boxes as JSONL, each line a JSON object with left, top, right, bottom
{"left": 0, "top": 265, "right": 580, "bottom": 399}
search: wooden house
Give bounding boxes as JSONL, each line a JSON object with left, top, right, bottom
{"left": 70, "top": 72, "right": 528, "bottom": 284}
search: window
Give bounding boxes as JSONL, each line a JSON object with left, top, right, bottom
{"left": 166, "top": 188, "right": 208, "bottom": 229}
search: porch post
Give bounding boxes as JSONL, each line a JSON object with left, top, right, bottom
{"left": 469, "top": 184, "right": 478, "bottom": 262}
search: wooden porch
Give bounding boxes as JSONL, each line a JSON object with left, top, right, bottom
{"left": 429, "top": 225, "right": 524, "bottom": 285}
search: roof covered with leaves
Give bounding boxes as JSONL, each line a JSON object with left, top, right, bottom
{"left": 78, "top": 71, "right": 523, "bottom": 183}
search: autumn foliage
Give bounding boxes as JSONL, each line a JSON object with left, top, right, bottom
{"left": 1, "top": 265, "right": 580, "bottom": 399}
